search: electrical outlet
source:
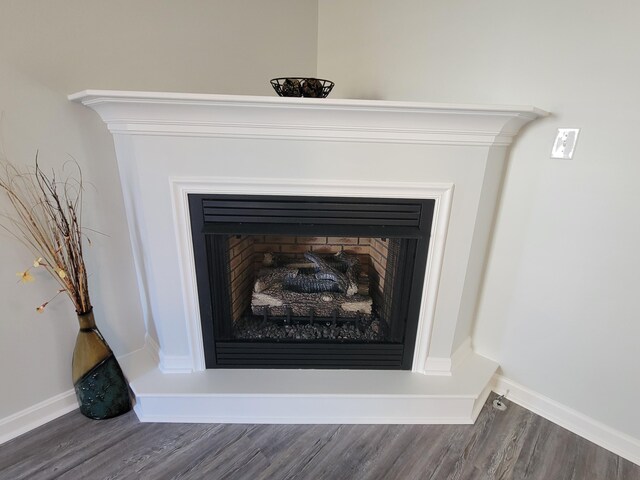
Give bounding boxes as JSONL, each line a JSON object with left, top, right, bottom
{"left": 551, "top": 128, "right": 580, "bottom": 159}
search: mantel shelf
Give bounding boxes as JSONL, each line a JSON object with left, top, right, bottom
{"left": 69, "top": 90, "right": 548, "bottom": 146}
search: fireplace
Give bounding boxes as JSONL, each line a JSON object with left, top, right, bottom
{"left": 189, "top": 194, "right": 434, "bottom": 369}
{"left": 71, "top": 90, "right": 544, "bottom": 423}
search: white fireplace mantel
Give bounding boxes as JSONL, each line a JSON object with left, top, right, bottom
{"left": 71, "top": 90, "right": 546, "bottom": 424}
{"left": 69, "top": 90, "right": 544, "bottom": 145}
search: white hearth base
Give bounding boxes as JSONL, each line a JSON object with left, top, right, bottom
{"left": 120, "top": 342, "right": 497, "bottom": 424}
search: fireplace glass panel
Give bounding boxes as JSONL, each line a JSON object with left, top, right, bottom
{"left": 224, "top": 235, "right": 402, "bottom": 343}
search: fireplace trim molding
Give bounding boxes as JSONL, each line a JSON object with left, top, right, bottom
{"left": 170, "top": 176, "right": 454, "bottom": 374}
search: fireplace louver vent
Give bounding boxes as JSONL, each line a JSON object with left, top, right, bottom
{"left": 199, "top": 195, "right": 425, "bottom": 237}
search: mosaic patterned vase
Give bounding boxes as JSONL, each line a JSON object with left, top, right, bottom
{"left": 72, "top": 309, "right": 132, "bottom": 419}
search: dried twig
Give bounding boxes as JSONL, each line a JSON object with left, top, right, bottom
{"left": 0, "top": 154, "right": 93, "bottom": 314}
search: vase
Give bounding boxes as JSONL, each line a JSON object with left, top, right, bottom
{"left": 72, "top": 309, "right": 132, "bottom": 419}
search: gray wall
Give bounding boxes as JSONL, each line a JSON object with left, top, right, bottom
{"left": 0, "top": 0, "right": 318, "bottom": 421}
{"left": 318, "top": 0, "right": 640, "bottom": 440}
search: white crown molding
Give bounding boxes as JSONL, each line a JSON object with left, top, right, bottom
{"left": 169, "top": 176, "right": 454, "bottom": 373}
{"left": 69, "top": 90, "right": 547, "bottom": 146}
{"left": 493, "top": 375, "right": 640, "bottom": 467}
{"left": 0, "top": 389, "right": 77, "bottom": 445}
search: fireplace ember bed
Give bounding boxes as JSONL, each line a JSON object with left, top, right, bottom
{"left": 189, "top": 194, "right": 434, "bottom": 369}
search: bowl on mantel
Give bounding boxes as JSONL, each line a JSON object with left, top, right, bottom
{"left": 270, "top": 78, "right": 335, "bottom": 98}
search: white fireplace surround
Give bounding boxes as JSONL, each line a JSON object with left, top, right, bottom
{"left": 172, "top": 177, "right": 453, "bottom": 373}
{"left": 70, "top": 91, "right": 545, "bottom": 423}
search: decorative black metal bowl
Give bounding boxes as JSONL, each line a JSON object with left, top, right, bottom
{"left": 270, "top": 78, "right": 335, "bottom": 98}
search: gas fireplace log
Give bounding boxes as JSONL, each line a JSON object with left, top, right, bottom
{"left": 304, "top": 252, "right": 358, "bottom": 297}
{"left": 335, "top": 251, "right": 360, "bottom": 296}
{"left": 253, "top": 267, "right": 299, "bottom": 293}
{"left": 283, "top": 276, "right": 342, "bottom": 293}
{"left": 251, "top": 251, "right": 367, "bottom": 318}
{"left": 251, "top": 288, "right": 373, "bottom": 318}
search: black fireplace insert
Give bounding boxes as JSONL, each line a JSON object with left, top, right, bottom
{"left": 189, "top": 194, "right": 434, "bottom": 369}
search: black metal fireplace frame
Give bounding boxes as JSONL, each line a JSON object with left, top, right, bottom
{"left": 189, "top": 194, "right": 434, "bottom": 370}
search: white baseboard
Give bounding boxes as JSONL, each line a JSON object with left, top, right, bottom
{"left": 493, "top": 375, "right": 640, "bottom": 467}
{"left": 0, "top": 389, "right": 78, "bottom": 445}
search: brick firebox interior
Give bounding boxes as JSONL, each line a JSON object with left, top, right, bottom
{"left": 227, "top": 236, "right": 391, "bottom": 323}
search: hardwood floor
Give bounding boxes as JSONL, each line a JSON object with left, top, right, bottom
{"left": 1, "top": 393, "right": 638, "bottom": 479}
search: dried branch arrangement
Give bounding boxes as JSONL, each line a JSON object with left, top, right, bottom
{"left": 0, "top": 156, "right": 92, "bottom": 314}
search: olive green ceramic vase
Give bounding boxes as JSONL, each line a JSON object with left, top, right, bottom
{"left": 72, "top": 309, "right": 132, "bottom": 419}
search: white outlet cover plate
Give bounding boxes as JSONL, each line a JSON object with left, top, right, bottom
{"left": 551, "top": 128, "right": 580, "bottom": 159}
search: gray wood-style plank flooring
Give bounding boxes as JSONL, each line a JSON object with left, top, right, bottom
{"left": 1, "top": 393, "right": 638, "bottom": 480}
